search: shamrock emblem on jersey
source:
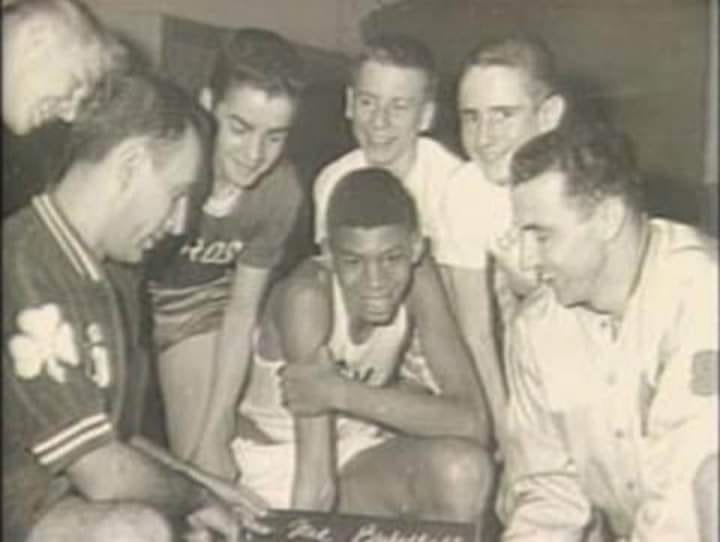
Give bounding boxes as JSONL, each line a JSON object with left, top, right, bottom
{"left": 9, "top": 304, "right": 79, "bottom": 383}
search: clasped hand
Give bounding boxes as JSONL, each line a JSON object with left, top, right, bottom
{"left": 278, "top": 346, "right": 344, "bottom": 416}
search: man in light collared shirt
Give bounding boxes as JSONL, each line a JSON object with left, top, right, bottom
{"left": 501, "top": 121, "right": 718, "bottom": 541}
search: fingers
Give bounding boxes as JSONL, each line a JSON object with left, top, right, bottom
{"left": 230, "top": 487, "right": 271, "bottom": 517}
{"left": 188, "top": 504, "right": 272, "bottom": 541}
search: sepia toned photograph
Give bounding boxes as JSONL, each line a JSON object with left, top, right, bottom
{"left": 3, "top": 1, "right": 717, "bottom": 540}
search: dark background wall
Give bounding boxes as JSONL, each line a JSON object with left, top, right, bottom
{"left": 5, "top": 0, "right": 716, "bottom": 233}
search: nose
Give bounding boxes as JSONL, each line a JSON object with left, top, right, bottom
{"left": 369, "top": 103, "right": 392, "bottom": 129}
{"left": 520, "top": 232, "right": 540, "bottom": 272}
{"left": 364, "top": 260, "right": 385, "bottom": 290}
{"left": 475, "top": 115, "right": 499, "bottom": 147}
{"left": 245, "top": 134, "right": 266, "bottom": 165}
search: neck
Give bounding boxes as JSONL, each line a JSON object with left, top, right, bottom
{"left": 348, "top": 315, "right": 374, "bottom": 345}
{"left": 591, "top": 214, "right": 649, "bottom": 317}
{"left": 52, "top": 166, "right": 107, "bottom": 259}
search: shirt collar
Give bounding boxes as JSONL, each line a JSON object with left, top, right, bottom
{"left": 32, "top": 193, "right": 103, "bottom": 282}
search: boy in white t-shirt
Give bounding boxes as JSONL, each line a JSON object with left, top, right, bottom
{"left": 433, "top": 37, "right": 567, "bottom": 449}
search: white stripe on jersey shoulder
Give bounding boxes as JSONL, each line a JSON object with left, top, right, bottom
{"left": 33, "top": 195, "right": 102, "bottom": 282}
{"left": 31, "top": 412, "right": 109, "bottom": 455}
{"left": 36, "top": 420, "right": 114, "bottom": 466}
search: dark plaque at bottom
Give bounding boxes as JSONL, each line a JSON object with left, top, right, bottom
{"left": 251, "top": 509, "right": 477, "bottom": 542}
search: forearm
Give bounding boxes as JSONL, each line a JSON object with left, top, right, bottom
{"left": 291, "top": 416, "right": 335, "bottom": 511}
{"left": 451, "top": 270, "right": 507, "bottom": 447}
{"left": 206, "top": 312, "right": 256, "bottom": 423}
{"left": 71, "top": 438, "right": 207, "bottom": 519}
{"left": 333, "top": 379, "right": 480, "bottom": 440}
{"left": 194, "top": 311, "right": 256, "bottom": 477}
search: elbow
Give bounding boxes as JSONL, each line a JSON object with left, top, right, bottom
{"left": 457, "top": 400, "right": 493, "bottom": 447}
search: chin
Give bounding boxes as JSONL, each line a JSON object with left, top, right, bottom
{"left": 364, "top": 312, "right": 394, "bottom": 325}
{"left": 362, "top": 303, "right": 398, "bottom": 325}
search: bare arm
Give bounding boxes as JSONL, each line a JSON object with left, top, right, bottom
{"left": 68, "top": 438, "right": 206, "bottom": 518}
{"left": 274, "top": 271, "right": 336, "bottom": 510}
{"left": 402, "top": 255, "right": 491, "bottom": 444}
{"left": 193, "top": 263, "right": 271, "bottom": 479}
{"left": 282, "top": 257, "right": 491, "bottom": 445}
{"left": 440, "top": 263, "right": 507, "bottom": 449}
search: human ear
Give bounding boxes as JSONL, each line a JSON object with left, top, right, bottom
{"left": 199, "top": 87, "right": 214, "bottom": 112}
{"left": 344, "top": 87, "right": 355, "bottom": 120}
{"left": 418, "top": 100, "right": 436, "bottom": 133}
{"left": 538, "top": 94, "right": 566, "bottom": 132}
{"left": 411, "top": 235, "right": 427, "bottom": 265}
{"left": 107, "top": 137, "right": 152, "bottom": 197}
{"left": 595, "top": 196, "right": 627, "bottom": 242}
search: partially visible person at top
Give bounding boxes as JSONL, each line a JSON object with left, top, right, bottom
{"left": 313, "top": 32, "right": 463, "bottom": 244}
{"left": 147, "top": 28, "right": 307, "bottom": 481}
{"left": 3, "top": 73, "right": 271, "bottom": 542}
{"left": 2, "top": 0, "right": 129, "bottom": 216}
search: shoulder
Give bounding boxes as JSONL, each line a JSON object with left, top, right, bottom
{"left": 315, "top": 149, "right": 365, "bottom": 186}
{"left": 242, "top": 160, "right": 304, "bottom": 220}
{"left": 648, "top": 219, "right": 717, "bottom": 288}
{"left": 4, "top": 209, "right": 59, "bottom": 298}
{"left": 257, "top": 159, "right": 303, "bottom": 200}
{"left": 652, "top": 219, "right": 716, "bottom": 266}
{"left": 417, "top": 137, "right": 461, "bottom": 165}
{"left": 271, "top": 258, "right": 333, "bottom": 317}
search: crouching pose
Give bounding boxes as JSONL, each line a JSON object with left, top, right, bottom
{"left": 233, "top": 167, "right": 494, "bottom": 527}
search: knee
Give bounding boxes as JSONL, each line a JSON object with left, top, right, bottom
{"left": 94, "top": 504, "right": 174, "bottom": 542}
{"left": 423, "top": 439, "right": 497, "bottom": 521}
{"left": 431, "top": 439, "right": 496, "bottom": 500}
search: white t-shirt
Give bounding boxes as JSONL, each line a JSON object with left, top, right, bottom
{"left": 432, "top": 161, "right": 513, "bottom": 270}
{"left": 313, "top": 137, "right": 462, "bottom": 244}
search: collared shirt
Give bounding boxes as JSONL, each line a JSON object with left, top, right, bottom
{"left": 501, "top": 218, "right": 718, "bottom": 541}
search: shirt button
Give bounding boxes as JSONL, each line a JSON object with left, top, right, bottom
{"left": 615, "top": 429, "right": 625, "bottom": 439}
{"left": 607, "top": 374, "right": 616, "bottom": 386}
{"left": 626, "top": 481, "right": 636, "bottom": 491}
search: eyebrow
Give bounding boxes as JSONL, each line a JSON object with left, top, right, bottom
{"left": 227, "top": 114, "right": 291, "bottom": 134}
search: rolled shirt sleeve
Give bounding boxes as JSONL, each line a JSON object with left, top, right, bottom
{"left": 631, "top": 253, "right": 718, "bottom": 541}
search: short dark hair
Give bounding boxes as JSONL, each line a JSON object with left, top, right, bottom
{"left": 351, "top": 33, "right": 437, "bottom": 98}
{"left": 462, "top": 36, "right": 558, "bottom": 99}
{"left": 326, "top": 168, "right": 419, "bottom": 235}
{"left": 208, "top": 28, "right": 306, "bottom": 103}
{"left": 66, "top": 73, "right": 209, "bottom": 167}
{"left": 511, "top": 120, "right": 645, "bottom": 214}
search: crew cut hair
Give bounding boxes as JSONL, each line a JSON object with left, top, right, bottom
{"left": 463, "top": 35, "right": 558, "bottom": 99}
{"left": 327, "top": 167, "right": 419, "bottom": 235}
{"left": 350, "top": 33, "right": 437, "bottom": 98}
